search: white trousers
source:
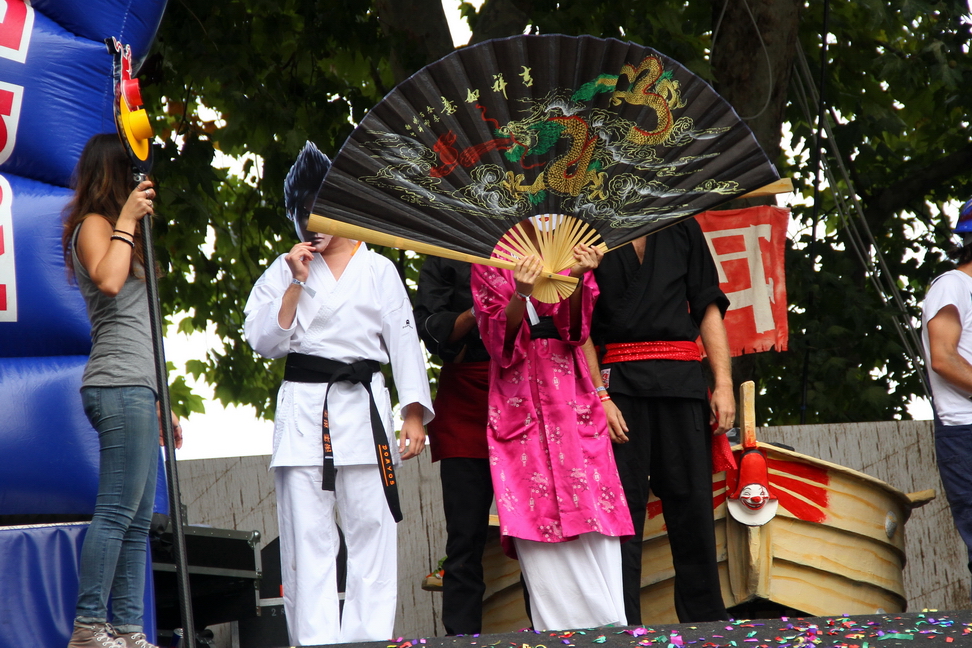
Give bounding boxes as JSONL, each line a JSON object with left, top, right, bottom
{"left": 514, "top": 533, "right": 626, "bottom": 631}
{"left": 275, "top": 465, "right": 398, "bottom": 646}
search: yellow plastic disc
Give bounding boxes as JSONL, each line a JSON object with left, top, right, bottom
{"left": 120, "top": 97, "right": 152, "bottom": 162}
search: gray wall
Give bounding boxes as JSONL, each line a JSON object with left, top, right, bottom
{"left": 177, "top": 452, "right": 447, "bottom": 640}
{"left": 176, "top": 419, "right": 969, "bottom": 643}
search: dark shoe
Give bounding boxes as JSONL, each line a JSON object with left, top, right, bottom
{"left": 66, "top": 622, "right": 125, "bottom": 648}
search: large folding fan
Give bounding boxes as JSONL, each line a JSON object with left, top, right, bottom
{"left": 311, "top": 34, "right": 781, "bottom": 301}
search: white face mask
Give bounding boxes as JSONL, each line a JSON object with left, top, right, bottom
{"left": 295, "top": 212, "right": 332, "bottom": 249}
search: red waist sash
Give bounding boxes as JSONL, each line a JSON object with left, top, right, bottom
{"left": 600, "top": 340, "right": 701, "bottom": 364}
{"left": 427, "top": 361, "right": 490, "bottom": 462}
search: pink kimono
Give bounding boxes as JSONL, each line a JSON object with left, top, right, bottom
{"left": 472, "top": 264, "right": 634, "bottom": 557}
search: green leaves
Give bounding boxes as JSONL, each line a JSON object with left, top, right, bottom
{"left": 145, "top": 0, "right": 972, "bottom": 426}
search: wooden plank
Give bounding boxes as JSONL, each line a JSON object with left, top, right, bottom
{"left": 482, "top": 583, "right": 530, "bottom": 633}
{"left": 393, "top": 452, "right": 447, "bottom": 638}
{"left": 768, "top": 563, "right": 905, "bottom": 616}
{"left": 769, "top": 517, "right": 904, "bottom": 596}
{"left": 179, "top": 456, "right": 278, "bottom": 542}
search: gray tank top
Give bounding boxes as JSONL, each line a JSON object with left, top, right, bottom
{"left": 72, "top": 223, "right": 156, "bottom": 394}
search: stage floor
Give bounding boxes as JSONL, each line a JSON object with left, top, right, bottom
{"left": 300, "top": 612, "right": 972, "bottom": 648}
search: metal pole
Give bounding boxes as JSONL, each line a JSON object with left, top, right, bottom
{"left": 136, "top": 170, "right": 197, "bottom": 647}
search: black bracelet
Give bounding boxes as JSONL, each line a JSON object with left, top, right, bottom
{"left": 110, "top": 235, "right": 135, "bottom": 249}
{"left": 112, "top": 228, "right": 134, "bottom": 237}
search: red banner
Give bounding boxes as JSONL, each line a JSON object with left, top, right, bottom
{"left": 695, "top": 206, "right": 789, "bottom": 356}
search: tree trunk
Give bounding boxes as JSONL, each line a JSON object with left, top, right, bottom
{"left": 375, "top": 0, "right": 455, "bottom": 83}
{"left": 469, "top": 0, "right": 533, "bottom": 44}
{"left": 709, "top": 0, "right": 801, "bottom": 167}
{"left": 709, "top": 0, "right": 801, "bottom": 397}
{"left": 708, "top": 0, "right": 801, "bottom": 394}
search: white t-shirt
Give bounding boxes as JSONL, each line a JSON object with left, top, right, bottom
{"left": 922, "top": 269, "right": 972, "bottom": 425}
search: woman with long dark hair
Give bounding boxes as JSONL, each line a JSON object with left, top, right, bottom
{"left": 61, "top": 133, "right": 180, "bottom": 648}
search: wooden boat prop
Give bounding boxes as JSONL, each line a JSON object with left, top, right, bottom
{"left": 476, "top": 382, "right": 935, "bottom": 631}
{"left": 639, "top": 382, "right": 935, "bottom": 623}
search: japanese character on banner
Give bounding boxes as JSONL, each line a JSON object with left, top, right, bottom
{"left": 695, "top": 206, "right": 789, "bottom": 356}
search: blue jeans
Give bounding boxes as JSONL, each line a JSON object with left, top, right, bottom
{"left": 76, "top": 386, "right": 159, "bottom": 633}
{"left": 934, "top": 419, "right": 972, "bottom": 579}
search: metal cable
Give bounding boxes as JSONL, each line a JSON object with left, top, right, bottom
{"left": 792, "top": 44, "right": 931, "bottom": 399}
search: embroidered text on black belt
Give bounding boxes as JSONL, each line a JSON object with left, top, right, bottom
{"left": 284, "top": 352, "right": 402, "bottom": 523}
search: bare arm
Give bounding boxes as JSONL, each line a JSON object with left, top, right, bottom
{"left": 277, "top": 242, "right": 315, "bottom": 329}
{"left": 398, "top": 402, "right": 427, "bottom": 460}
{"left": 504, "top": 255, "right": 543, "bottom": 341}
{"left": 928, "top": 305, "right": 972, "bottom": 394}
{"left": 157, "top": 404, "right": 183, "bottom": 450}
{"left": 581, "top": 338, "right": 628, "bottom": 443}
{"left": 449, "top": 308, "right": 477, "bottom": 343}
{"left": 699, "top": 302, "right": 735, "bottom": 434}
{"left": 566, "top": 244, "right": 604, "bottom": 339}
{"left": 76, "top": 181, "right": 155, "bottom": 296}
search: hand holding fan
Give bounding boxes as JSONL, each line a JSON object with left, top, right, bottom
{"left": 310, "top": 34, "right": 780, "bottom": 301}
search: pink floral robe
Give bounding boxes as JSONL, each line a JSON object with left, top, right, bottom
{"left": 471, "top": 264, "right": 634, "bottom": 557}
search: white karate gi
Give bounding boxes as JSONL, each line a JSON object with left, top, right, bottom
{"left": 244, "top": 245, "right": 433, "bottom": 646}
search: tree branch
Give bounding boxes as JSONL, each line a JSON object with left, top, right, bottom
{"left": 469, "top": 0, "right": 533, "bottom": 44}
{"left": 374, "top": 0, "right": 454, "bottom": 83}
{"left": 863, "top": 143, "right": 972, "bottom": 226}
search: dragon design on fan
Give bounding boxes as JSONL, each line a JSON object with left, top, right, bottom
{"left": 357, "top": 52, "right": 743, "bottom": 229}
{"left": 312, "top": 34, "right": 780, "bottom": 286}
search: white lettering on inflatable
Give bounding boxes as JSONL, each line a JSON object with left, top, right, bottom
{"left": 0, "top": 0, "right": 33, "bottom": 64}
{"left": 0, "top": 174, "right": 15, "bottom": 321}
{"left": 0, "top": 81, "right": 22, "bottom": 166}
{"left": 702, "top": 224, "right": 776, "bottom": 334}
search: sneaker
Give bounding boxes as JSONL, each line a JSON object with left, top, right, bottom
{"left": 421, "top": 555, "right": 446, "bottom": 591}
{"left": 66, "top": 622, "right": 125, "bottom": 648}
{"left": 115, "top": 633, "right": 159, "bottom": 648}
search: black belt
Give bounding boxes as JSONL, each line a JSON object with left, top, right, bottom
{"left": 284, "top": 353, "right": 402, "bottom": 523}
{"left": 529, "top": 316, "right": 562, "bottom": 340}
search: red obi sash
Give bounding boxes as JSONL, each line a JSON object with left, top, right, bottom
{"left": 600, "top": 340, "right": 701, "bottom": 364}
{"left": 598, "top": 341, "right": 736, "bottom": 473}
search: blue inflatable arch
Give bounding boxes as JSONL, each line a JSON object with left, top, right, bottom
{"left": 0, "top": 1, "right": 168, "bottom": 643}
{"left": 0, "top": 0, "right": 168, "bottom": 513}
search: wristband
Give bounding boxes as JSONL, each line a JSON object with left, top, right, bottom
{"left": 514, "top": 291, "right": 531, "bottom": 301}
{"left": 599, "top": 394, "right": 612, "bottom": 402}
{"left": 595, "top": 386, "right": 608, "bottom": 393}
{"left": 112, "top": 229, "right": 134, "bottom": 238}
{"left": 291, "top": 278, "right": 306, "bottom": 288}
{"left": 110, "top": 235, "right": 135, "bottom": 249}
